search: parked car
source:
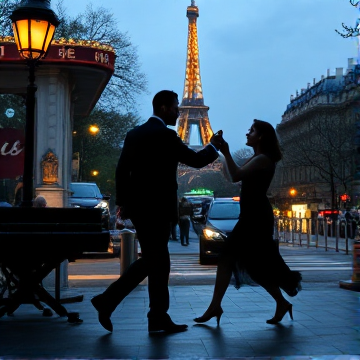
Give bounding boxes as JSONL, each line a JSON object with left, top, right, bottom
{"left": 69, "top": 182, "right": 111, "bottom": 230}
{"left": 199, "top": 197, "right": 240, "bottom": 265}
{"left": 186, "top": 195, "right": 213, "bottom": 224}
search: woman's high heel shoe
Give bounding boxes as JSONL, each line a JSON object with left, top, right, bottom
{"left": 266, "top": 303, "right": 293, "bottom": 324}
{"left": 194, "top": 307, "right": 223, "bottom": 326}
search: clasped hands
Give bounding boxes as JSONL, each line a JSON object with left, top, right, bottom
{"left": 210, "top": 130, "right": 229, "bottom": 154}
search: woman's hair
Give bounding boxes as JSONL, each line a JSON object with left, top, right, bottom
{"left": 253, "top": 119, "right": 282, "bottom": 162}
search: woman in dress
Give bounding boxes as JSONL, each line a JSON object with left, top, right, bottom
{"left": 194, "top": 120, "right": 302, "bottom": 325}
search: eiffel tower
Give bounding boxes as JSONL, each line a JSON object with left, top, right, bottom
{"left": 177, "top": 1, "right": 222, "bottom": 182}
{"left": 177, "top": 0, "right": 214, "bottom": 149}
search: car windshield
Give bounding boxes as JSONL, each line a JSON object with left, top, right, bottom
{"left": 70, "top": 184, "right": 101, "bottom": 198}
{"left": 208, "top": 201, "right": 240, "bottom": 220}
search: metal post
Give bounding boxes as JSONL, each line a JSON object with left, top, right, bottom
{"left": 307, "top": 218, "right": 310, "bottom": 248}
{"left": 335, "top": 219, "right": 339, "bottom": 252}
{"left": 21, "top": 61, "right": 37, "bottom": 207}
{"left": 274, "top": 217, "right": 279, "bottom": 248}
{"left": 315, "top": 218, "right": 319, "bottom": 248}
{"left": 324, "top": 219, "right": 328, "bottom": 251}
{"left": 345, "top": 219, "right": 349, "bottom": 255}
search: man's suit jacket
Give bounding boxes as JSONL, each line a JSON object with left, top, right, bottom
{"left": 116, "top": 117, "right": 218, "bottom": 222}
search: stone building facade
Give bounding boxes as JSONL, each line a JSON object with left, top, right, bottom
{"left": 271, "top": 58, "right": 360, "bottom": 213}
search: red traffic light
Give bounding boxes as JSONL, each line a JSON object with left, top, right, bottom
{"left": 340, "top": 194, "right": 350, "bottom": 202}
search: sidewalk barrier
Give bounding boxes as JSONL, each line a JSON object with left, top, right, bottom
{"left": 339, "top": 240, "right": 360, "bottom": 291}
{"left": 120, "top": 229, "right": 137, "bottom": 275}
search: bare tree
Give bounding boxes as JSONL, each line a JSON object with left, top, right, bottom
{"left": 0, "top": 0, "right": 21, "bottom": 36}
{"left": 278, "top": 109, "right": 355, "bottom": 209}
{"left": 232, "top": 148, "right": 254, "bottom": 166}
{"left": 335, "top": 0, "right": 360, "bottom": 38}
{"left": 54, "top": 1, "right": 147, "bottom": 113}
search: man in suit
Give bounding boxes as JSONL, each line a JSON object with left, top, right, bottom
{"left": 91, "top": 90, "right": 222, "bottom": 334}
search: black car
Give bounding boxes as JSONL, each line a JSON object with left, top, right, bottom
{"left": 199, "top": 197, "right": 240, "bottom": 264}
{"left": 185, "top": 195, "right": 214, "bottom": 224}
{"left": 69, "top": 182, "right": 111, "bottom": 230}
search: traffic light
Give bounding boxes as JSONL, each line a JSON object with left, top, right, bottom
{"left": 339, "top": 194, "right": 351, "bottom": 203}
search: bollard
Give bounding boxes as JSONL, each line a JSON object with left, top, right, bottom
{"left": 345, "top": 221, "right": 349, "bottom": 255}
{"left": 335, "top": 219, "right": 339, "bottom": 252}
{"left": 339, "top": 240, "right": 360, "bottom": 291}
{"left": 306, "top": 218, "right": 310, "bottom": 248}
{"left": 324, "top": 219, "right": 328, "bottom": 251}
{"left": 120, "top": 229, "right": 137, "bottom": 275}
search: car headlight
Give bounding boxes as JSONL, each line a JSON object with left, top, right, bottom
{"left": 95, "top": 201, "right": 108, "bottom": 209}
{"left": 202, "top": 228, "right": 224, "bottom": 241}
{"left": 71, "top": 204, "right": 80, "bottom": 208}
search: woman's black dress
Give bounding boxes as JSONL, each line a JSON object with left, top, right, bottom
{"left": 220, "top": 158, "right": 302, "bottom": 296}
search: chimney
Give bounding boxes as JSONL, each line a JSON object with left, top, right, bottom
{"left": 336, "top": 68, "right": 343, "bottom": 77}
{"left": 313, "top": 78, "right": 316, "bottom": 85}
{"left": 348, "top": 57, "right": 357, "bottom": 69}
{"left": 327, "top": 69, "right": 330, "bottom": 77}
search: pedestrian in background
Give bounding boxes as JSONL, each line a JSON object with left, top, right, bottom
{"left": 178, "top": 197, "right": 192, "bottom": 246}
{"left": 169, "top": 222, "right": 178, "bottom": 241}
{"left": 33, "top": 195, "right": 47, "bottom": 208}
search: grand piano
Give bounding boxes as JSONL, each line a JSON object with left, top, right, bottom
{"left": 0, "top": 207, "right": 110, "bottom": 323}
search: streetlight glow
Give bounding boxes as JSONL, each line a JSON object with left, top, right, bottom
{"left": 289, "top": 188, "right": 297, "bottom": 197}
{"left": 89, "top": 125, "right": 99, "bottom": 135}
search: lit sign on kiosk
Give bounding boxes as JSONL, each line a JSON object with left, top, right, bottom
{"left": 0, "top": 38, "right": 115, "bottom": 70}
{"left": 185, "top": 188, "right": 214, "bottom": 196}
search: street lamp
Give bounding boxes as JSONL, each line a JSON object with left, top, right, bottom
{"left": 73, "top": 125, "right": 100, "bottom": 181}
{"left": 289, "top": 188, "right": 297, "bottom": 197}
{"left": 10, "top": 0, "right": 59, "bottom": 207}
{"left": 89, "top": 125, "right": 100, "bottom": 135}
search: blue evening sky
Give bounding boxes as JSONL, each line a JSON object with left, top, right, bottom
{"left": 61, "top": 0, "right": 358, "bottom": 152}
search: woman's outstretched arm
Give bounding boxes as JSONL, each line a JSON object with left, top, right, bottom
{"left": 220, "top": 141, "right": 271, "bottom": 183}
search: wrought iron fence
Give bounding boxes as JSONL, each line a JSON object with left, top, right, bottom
{"left": 274, "top": 216, "right": 357, "bottom": 254}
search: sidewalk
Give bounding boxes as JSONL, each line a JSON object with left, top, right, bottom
{"left": 0, "top": 226, "right": 359, "bottom": 359}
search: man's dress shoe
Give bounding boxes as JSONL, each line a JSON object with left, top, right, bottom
{"left": 91, "top": 295, "right": 113, "bottom": 332}
{"left": 148, "top": 314, "right": 188, "bottom": 334}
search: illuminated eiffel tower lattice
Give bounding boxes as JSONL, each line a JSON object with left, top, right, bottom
{"left": 177, "top": 0, "right": 214, "bottom": 149}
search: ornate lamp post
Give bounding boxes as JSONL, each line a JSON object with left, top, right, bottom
{"left": 10, "top": 0, "right": 59, "bottom": 207}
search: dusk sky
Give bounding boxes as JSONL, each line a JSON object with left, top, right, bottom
{"left": 62, "top": 0, "right": 358, "bottom": 152}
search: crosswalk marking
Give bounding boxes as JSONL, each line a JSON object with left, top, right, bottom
{"left": 169, "top": 254, "right": 353, "bottom": 274}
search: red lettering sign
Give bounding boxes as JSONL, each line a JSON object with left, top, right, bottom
{"left": 0, "top": 128, "right": 24, "bottom": 179}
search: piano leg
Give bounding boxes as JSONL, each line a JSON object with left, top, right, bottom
{"left": 34, "top": 284, "right": 68, "bottom": 317}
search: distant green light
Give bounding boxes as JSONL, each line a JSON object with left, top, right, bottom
{"left": 186, "top": 188, "right": 214, "bottom": 196}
